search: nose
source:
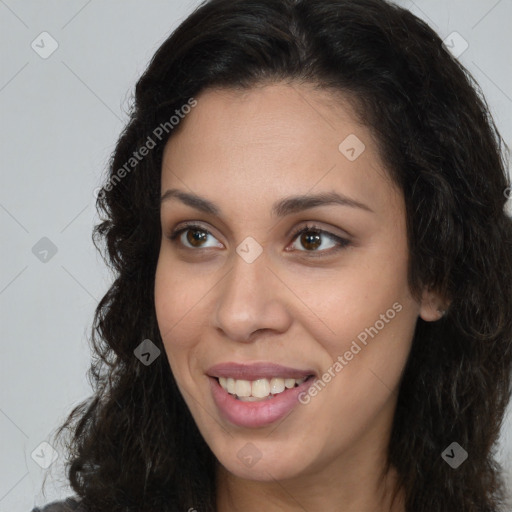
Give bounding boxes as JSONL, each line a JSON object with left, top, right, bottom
{"left": 213, "top": 249, "right": 293, "bottom": 343}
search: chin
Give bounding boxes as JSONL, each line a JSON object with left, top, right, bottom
{"left": 220, "top": 453, "right": 307, "bottom": 482}
{"left": 209, "top": 434, "right": 317, "bottom": 482}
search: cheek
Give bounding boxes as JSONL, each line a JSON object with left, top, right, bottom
{"left": 154, "top": 252, "right": 223, "bottom": 392}
{"left": 155, "top": 261, "right": 195, "bottom": 381}
{"left": 289, "top": 249, "right": 418, "bottom": 428}
{"left": 287, "top": 243, "right": 412, "bottom": 353}
{"left": 299, "top": 258, "right": 417, "bottom": 426}
{"left": 154, "top": 254, "right": 210, "bottom": 345}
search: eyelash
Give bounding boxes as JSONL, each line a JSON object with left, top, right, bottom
{"left": 166, "top": 222, "right": 351, "bottom": 256}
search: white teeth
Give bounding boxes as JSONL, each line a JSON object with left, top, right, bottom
{"left": 226, "top": 377, "right": 236, "bottom": 394}
{"left": 234, "top": 379, "right": 252, "bottom": 397}
{"left": 284, "top": 378, "right": 296, "bottom": 389}
{"left": 269, "top": 377, "right": 285, "bottom": 394}
{"left": 252, "top": 378, "right": 270, "bottom": 398}
{"left": 217, "top": 376, "right": 309, "bottom": 399}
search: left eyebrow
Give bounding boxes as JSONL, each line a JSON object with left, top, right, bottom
{"left": 271, "top": 191, "right": 374, "bottom": 216}
{"left": 160, "top": 189, "right": 374, "bottom": 216}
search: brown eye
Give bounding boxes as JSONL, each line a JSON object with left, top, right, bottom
{"left": 289, "top": 225, "right": 351, "bottom": 254}
{"left": 300, "top": 230, "right": 322, "bottom": 250}
{"left": 167, "top": 224, "right": 223, "bottom": 250}
{"left": 186, "top": 228, "right": 208, "bottom": 247}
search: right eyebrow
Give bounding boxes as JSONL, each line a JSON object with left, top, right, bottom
{"left": 160, "top": 189, "right": 220, "bottom": 215}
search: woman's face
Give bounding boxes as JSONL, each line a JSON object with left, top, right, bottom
{"left": 155, "top": 83, "right": 438, "bottom": 483}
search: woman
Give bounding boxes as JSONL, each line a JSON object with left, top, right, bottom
{"left": 33, "top": 0, "right": 512, "bottom": 510}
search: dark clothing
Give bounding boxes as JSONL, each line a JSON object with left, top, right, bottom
{"left": 31, "top": 497, "right": 83, "bottom": 512}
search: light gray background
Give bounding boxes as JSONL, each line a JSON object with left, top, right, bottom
{"left": 1, "top": 1, "right": 511, "bottom": 510}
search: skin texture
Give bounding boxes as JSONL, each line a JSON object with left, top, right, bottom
{"left": 154, "top": 82, "right": 446, "bottom": 512}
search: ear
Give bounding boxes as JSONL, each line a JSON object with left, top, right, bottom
{"left": 419, "top": 286, "right": 450, "bottom": 322}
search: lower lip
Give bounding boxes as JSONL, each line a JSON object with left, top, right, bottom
{"left": 208, "top": 376, "right": 314, "bottom": 428}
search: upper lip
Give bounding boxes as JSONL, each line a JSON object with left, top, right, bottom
{"left": 206, "top": 362, "right": 315, "bottom": 381}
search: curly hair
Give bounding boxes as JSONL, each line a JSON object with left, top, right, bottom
{"left": 48, "top": 0, "right": 512, "bottom": 510}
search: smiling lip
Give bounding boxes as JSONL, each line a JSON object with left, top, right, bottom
{"left": 206, "top": 362, "right": 316, "bottom": 428}
{"left": 206, "top": 362, "right": 315, "bottom": 381}
{"left": 208, "top": 375, "right": 314, "bottom": 428}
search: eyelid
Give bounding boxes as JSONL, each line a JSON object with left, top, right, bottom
{"left": 166, "top": 221, "right": 352, "bottom": 253}
{"left": 286, "top": 221, "right": 352, "bottom": 243}
{"left": 286, "top": 223, "right": 351, "bottom": 254}
{"left": 170, "top": 220, "right": 218, "bottom": 237}
{"left": 168, "top": 221, "right": 223, "bottom": 248}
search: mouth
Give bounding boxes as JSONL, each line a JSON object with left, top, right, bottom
{"left": 214, "top": 375, "right": 315, "bottom": 402}
{"left": 207, "top": 363, "right": 317, "bottom": 428}
{"left": 206, "top": 362, "right": 317, "bottom": 427}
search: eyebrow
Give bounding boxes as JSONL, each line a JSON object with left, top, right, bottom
{"left": 160, "top": 188, "right": 374, "bottom": 216}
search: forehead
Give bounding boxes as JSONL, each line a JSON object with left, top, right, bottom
{"left": 161, "top": 83, "right": 401, "bottom": 219}
{"left": 164, "top": 83, "right": 365, "bottom": 160}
